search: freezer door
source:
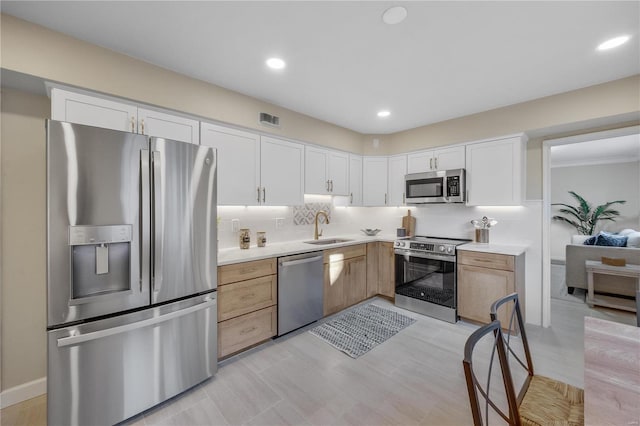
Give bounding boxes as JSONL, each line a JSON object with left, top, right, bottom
{"left": 47, "top": 120, "right": 150, "bottom": 327}
{"left": 47, "top": 293, "right": 217, "bottom": 426}
{"left": 150, "top": 138, "right": 217, "bottom": 304}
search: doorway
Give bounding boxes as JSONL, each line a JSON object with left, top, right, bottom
{"left": 542, "top": 126, "right": 640, "bottom": 326}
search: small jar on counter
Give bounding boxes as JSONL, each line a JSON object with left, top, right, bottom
{"left": 257, "top": 231, "right": 267, "bottom": 247}
{"left": 239, "top": 228, "right": 250, "bottom": 249}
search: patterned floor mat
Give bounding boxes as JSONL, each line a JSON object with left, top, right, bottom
{"left": 309, "top": 304, "right": 416, "bottom": 358}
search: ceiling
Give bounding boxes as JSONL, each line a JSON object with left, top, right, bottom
{"left": 551, "top": 133, "right": 640, "bottom": 168}
{"left": 2, "top": 1, "right": 638, "bottom": 135}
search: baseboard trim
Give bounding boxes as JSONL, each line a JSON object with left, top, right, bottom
{"left": 0, "top": 377, "right": 46, "bottom": 409}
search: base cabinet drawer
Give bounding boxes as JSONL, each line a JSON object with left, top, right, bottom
{"left": 218, "top": 275, "right": 277, "bottom": 321}
{"left": 218, "top": 305, "right": 277, "bottom": 358}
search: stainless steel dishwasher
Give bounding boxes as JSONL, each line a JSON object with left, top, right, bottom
{"left": 277, "top": 251, "right": 324, "bottom": 336}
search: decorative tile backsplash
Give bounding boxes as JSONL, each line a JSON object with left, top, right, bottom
{"left": 293, "top": 202, "right": 332, "bottom": 225}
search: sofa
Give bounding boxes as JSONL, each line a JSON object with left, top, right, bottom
{"left": 565, "top": 230, "right": 640, "bottom": 297}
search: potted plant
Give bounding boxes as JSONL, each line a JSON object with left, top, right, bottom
{"left": 552, "top": 191, "right": 626, "bottom": 235}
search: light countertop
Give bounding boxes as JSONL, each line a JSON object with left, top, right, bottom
{"left": 218, "top": 233, "right": 397, "bottom": 265}
{"left": 458, "top": 242, "right": 528, "bottom": 256}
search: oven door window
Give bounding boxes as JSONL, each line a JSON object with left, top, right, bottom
{"left": 395, "top": 254, "right": 456, "bottom": 308}
{"left": 406, "top": 178, "right": 443, "bottom": 199}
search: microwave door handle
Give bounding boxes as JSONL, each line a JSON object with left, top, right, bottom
{"left": 152, "top": 150, "right": 163, "bottom": 295}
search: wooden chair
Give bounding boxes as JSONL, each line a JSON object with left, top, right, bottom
{"left": 463, "top": 319, "right": 520, "bottom": 425}
{"left": 490, "top": 293, "right": 584, "bottom": 425}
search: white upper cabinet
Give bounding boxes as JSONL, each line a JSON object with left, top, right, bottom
{"left": 387, "top": 154, "right": 407, "bottom": 206}
{"left": 328, "top": 151, "right": 349, "bottom": 196}
{"left": 362, "top": 157, "right": 389, "bottom": 206}
{"left": 51, "top": 88, "right": 137, "bottom": 132}
{"left": 138, "top": 108, "right": 199, "bottom": 144}
{"left": 260, "top": 136, "right": 304, "bottom": 206}
{"left": 407, "top": 145, "right": 465, "bottom": 173}
{"left": 51, "top": 87, "right": 199, "bottom": 144}
{"left": 305, "top": 146, "right": 329, "bottom": 194}
{"left": 348, "top": 155, "right": 363, "bottom": 206}
{"left": 200, "top": 123, "right": 261, "bottom": 206}
{"left": 465, "top": 135, "right": 526, "bottom": 206}
{"left": 304, "top": 146, "right": 349, "bottom": 195}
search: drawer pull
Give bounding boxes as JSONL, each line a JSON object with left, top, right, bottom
{"left": 240, "top": 293, "right": 255, "bottom": 300}
{"left": 240, "top": 267, "right": 257, "bottom": 275}
{"left": 241, "top": 326, "right": 257, "bottom": 335}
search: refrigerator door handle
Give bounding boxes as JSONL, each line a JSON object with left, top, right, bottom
{"left": 57, "top": 297, "right": 217, "bottom": 347}
{"left": 152, "top": 150, "right": 164, "bottom": 294}
{"left": 140, "top": 149, "right": 150, "bottom": 293}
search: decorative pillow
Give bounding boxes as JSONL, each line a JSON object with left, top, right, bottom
{"left": 626, "top": 231, "right": 640, "bottom": 248}
{"left": 618, "top": 229, "right": 637, "bottom": 237}
{"left": 594, "top": 232, "right": 628, "bottom": 247}
{"left": 583, "top": 235, "right": 597, "bottom": 245}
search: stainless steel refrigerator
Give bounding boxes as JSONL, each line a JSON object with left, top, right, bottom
{"left": 46, "top": 120, "right": 217, "bottom": 425}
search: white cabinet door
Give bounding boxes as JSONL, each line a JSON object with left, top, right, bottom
{"left": 407, "top": 146, "right": 465, "bottom": 173}
{"left": 200, "top": 123, "right": 261, "bottom": 206}
{"left": 387, "top": 154, "right": 407, "bottom": 206}
{"left": 466, "top": 136, "right": 524, "bottom": 206}
{"left": 305, "top": 146, "right": 329, "bottom": 194}
{"left": 407, "top": 151, "right": 433, "bottom": 174}
{"left": 349, "top": 155, "right": 363, "bottom": 206}
{"left": 434, "top": 146, "right": 465, "bottom": 170}
{"left": 51, "top": 88, "right": 137, "bottom": 132}
{"left": 138, "top": 108, "right": 199, "bottom": 144}
{"left": 362, "top": 157, "right": 388, "bottom": 206}
{"left": 261, "top": 136, "right": 304, "bottom": 206}
{"left": 328, "top": 151, "right": 349, "bottom": 196}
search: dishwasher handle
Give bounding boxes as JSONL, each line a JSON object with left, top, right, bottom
{"left": 279, "top": 255, "right": 323, "bottom": 268}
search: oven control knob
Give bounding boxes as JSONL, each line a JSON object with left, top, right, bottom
{"left": 439, "top": 245, "right": 445, "bottom": 252}
{"left": 395, "top": 241, "right": 403, "bottom": 248}
{"left": 446, "top": 246, "right": 453, "bottom": 254}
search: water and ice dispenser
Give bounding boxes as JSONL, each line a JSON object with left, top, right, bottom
{"left": 69, "top": 225, "right": 132, "bottom": 301}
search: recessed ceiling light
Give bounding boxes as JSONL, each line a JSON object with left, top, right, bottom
{"left": 382, "top": 6, "right": 407, "bottom": 25}
{"left": 597, "top": 35, "right": 630, "bottom": 51}
{"left": 377, "top": 110, "right": 391, "bottom": 118}
{"left": 266, "top": 57, "right": 286, "bottom": 70}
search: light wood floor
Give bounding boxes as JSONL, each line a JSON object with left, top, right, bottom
{"left": 1, "top": 298, "right": 634, "bottom": 426}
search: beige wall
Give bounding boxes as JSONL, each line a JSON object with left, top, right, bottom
{"left": 0, "top": 14, "right": 362, "bottom": 154}
{"left": 362, "top": 76, "right": 640, "bottom": 199}
{"left": 0, "top": 88, "right": 49, "bottom": 390}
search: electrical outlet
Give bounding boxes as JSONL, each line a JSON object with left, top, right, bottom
{"left": 231, "top": 219, "right": 239, "bottom": 232}
{"left": 275, "top": 218, "right": 284, "bottom": 229}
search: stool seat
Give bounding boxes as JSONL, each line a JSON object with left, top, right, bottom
{"left": 519, "top": 375, "right": 584, "bottom": 426}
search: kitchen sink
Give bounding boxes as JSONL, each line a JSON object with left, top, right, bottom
{"left": 303, "top": 238, "right": 353, "bottom": 245}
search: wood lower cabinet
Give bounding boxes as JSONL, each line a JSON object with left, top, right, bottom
{"left": 457, "top": 250, "right": 525, "bottom": 325}
{"left": 217, "top": 258, "right": 277, "bottom": 359}
{"left": 323, "top": 244, "right": 367, "bottom": 316}
{"left": 366, "top": 242, "right": 395, "bottom": 298}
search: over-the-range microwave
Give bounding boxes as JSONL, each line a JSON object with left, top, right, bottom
{"left": 405, "top": 168, "right": 466, "bottom": 204}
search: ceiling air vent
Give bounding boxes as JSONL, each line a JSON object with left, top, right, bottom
{"left": 260, "top": 112, "right": 280, "bottom": 128}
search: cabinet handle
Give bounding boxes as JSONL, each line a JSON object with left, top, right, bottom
{"left": 257, "top": 187, "right": 261, "bottom": 203}
{"left": 130, "top": 117, "right": 136, "bottom": 133}
{"left": 262, "top": 187, "right": 266, "bottom": 203}
{"left": 403, "top": 192, "right": 405, "bottom": 204}
{"left": 330, "top": 180, "right": 333, "bottom": 192}
{"left": 384, "top": 193, "right": 387, "bottom": 205}
{"left": 241, "top": 326, "right": 257, "bottom": 335}
{"left": 140, "top": 119, "right": 145, "bottom": 135}
{"left": 326, "top": 180, "right": 330, "bottom": 192}
{"left": 350, "top": 193, "right": 353, "bottom": 204}
{"left": 430, "top": 158, "right": 433, "bottom": 170}
{"left": 435, "top": 157, "right": 438, "bottom": 170}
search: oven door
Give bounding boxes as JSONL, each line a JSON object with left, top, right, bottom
{"left": 394, "top": 250, "right": 456, "bottom": 309}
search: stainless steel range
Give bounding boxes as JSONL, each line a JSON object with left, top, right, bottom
{"left": 394, "top": 236, "right": 471, "bottom": 323}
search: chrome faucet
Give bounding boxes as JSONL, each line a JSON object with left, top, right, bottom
{"left": 314, "top": 210, "right": 330, "bottom": 240}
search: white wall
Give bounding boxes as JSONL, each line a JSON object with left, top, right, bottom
{"left": 217, "top": 200, "right": 544, "bottom": 326}
{"left": 550, "top": 161, "right": 640, "bottom": 260}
